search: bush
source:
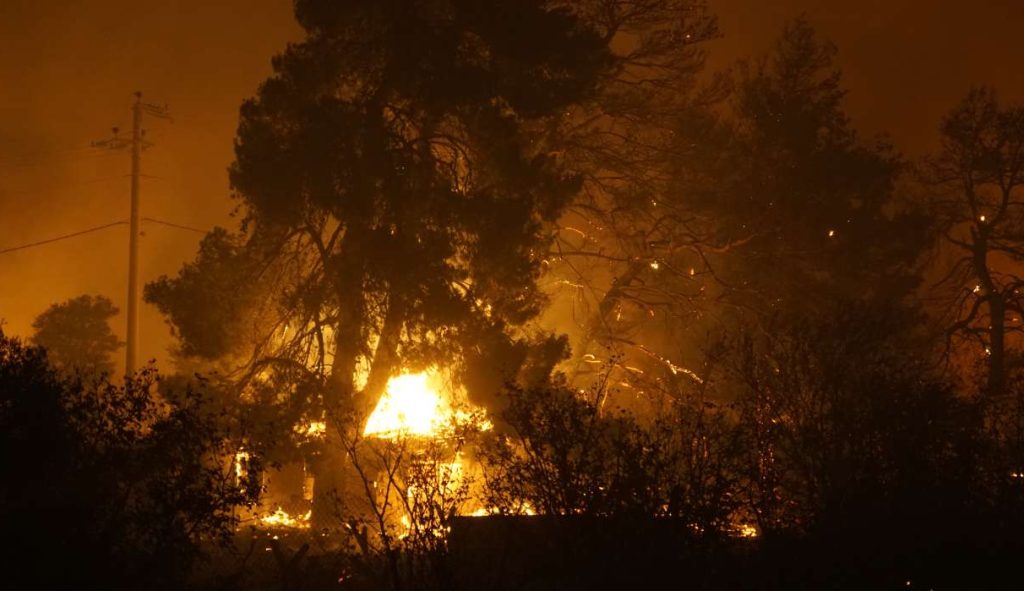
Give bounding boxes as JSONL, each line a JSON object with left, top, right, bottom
{"left": 0, "top": 332, "right": 260, "bottom": 589}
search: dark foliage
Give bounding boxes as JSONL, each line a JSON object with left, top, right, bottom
{"left": 928, "top": 86, "right": 1024, "bottom": 397}
{"left": 0, "top": 332, "right": 261, "bottom": 589}
{"left": 682, "top": 19, "right": 931, "bottom": 317}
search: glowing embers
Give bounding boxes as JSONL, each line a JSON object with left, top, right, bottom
{"left": 259, "top": 506, "right": 311, "bottom": 529}
{"left": 364, "top": 373, "right": 448, "bottom": 438}
{"left": 734, "top": 523, "right": 759, "bottom": 538}
{"left": 467, "top": 502, "right": 536, "bottom": 517}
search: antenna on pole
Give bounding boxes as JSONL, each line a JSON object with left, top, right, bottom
{"left": 91, "top": 91, "right": 170, "bottom": 378}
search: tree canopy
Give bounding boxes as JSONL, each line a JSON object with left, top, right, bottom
{"left": 31, "top": 294, "right": 122, "bottom": 376}
{"left": 148, "top": 1, "right": 623, "bottom": 416}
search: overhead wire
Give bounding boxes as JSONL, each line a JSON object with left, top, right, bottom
{"left": 0, "top": 220, "right": 127, "bottom": 255}
{"left": 142, "top": 217, "right": 207, "bottom": 234}
{"left": 1, "top": 129, "right": 208, "bottom": 255}
{"left": 0, "top": 216, "right": 209, "bottom": 256}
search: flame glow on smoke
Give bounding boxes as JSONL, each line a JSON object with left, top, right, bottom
{"left": 363, "top": 372, "right": 450, "bottom": 439}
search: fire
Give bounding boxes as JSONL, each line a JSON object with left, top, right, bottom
{"left": 361, "top": 370, "right": 500, "bottom": 532}
{"left": 259, "top": 507, "right": 311, "bottom": 529}
{"left": 363, "top": 372, "right": 450, "bottom": 439}
{"left": 734, "top": 523, "right": 759, "bottom": 538}
{"left": 295, "top": 420, "right": 326, "bottom": 438}
{"left": 467, "top": 503, "right": 536, "bottom": 517}
{"left": 234, "top": 449, "right": 249, "bottom": 483}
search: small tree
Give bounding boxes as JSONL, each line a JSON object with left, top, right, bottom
{"left": 31, "top": 294, "right": 122, "bottom": 376}
{"left": 325, "top": 411, "right": 485, "bottom": 591}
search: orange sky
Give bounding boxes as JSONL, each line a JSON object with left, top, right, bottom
{"left": 2, "top": 0, "right": 1023, "bottom": 372}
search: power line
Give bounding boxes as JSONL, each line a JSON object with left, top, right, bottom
{"left": 0, "top": 216, "right": 208, "bottom": 254}
{"left": 142, "top": 217, "right": 207, "bottom": 234}
{"left": 0, "top": 220, "right": 127, "bottom": 255}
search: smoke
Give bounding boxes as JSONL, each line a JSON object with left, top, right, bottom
{"left": 0, "top": 0, "right": 299, "bottom": 372}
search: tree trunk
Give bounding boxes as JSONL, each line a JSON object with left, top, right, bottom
{"left": 988, "top": 294, "right": 1006, "bottom": 399}
{"left": 311, "top": 247, "right": 365, "bottom": 529}
{"left": 974, "top": 232, "right": 1006, "bottom": 400}
{"left": 357, "top": 294, "right": 406, "bottom": 417}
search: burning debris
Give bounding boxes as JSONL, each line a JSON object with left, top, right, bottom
{"left": 258, "top": 507, "right": 312, "bottom": 529}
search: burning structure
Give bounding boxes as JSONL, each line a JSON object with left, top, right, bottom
{"left": 240, "top": 368, "right": 492, "bottom": 537}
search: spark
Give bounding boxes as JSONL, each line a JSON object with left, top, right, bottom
{"left": 636, "top": 345, "right": 703, "bottom": 384}
{"left": 554, "top": 279, "right": 585, "bottom": 289}
{"left": 562, "top": 226, "right": 588, "bottom": 239}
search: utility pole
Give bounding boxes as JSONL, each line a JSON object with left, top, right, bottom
{"left": 92, "top": 92, "right": 170, "bottom": 376}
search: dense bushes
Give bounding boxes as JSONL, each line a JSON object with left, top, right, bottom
{"left": 0, "top": 332, "right": 259, "bottom": 589}
{"left": 6, "top": 301, "right": 1024, "bottom": 590}
{"left": 460, "top": 302, "right": 1024, "bottom": 589}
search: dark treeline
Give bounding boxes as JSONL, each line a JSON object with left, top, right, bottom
{"left": 3, "top": 1, "right": 1024, "bottom": 590}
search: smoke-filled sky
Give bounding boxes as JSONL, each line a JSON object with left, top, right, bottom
{"left": 2, "top": 0, "right": 1023, "bottom": 371}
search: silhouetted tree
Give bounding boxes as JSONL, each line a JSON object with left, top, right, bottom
{"left": 147, "top": 0, "right": 629, "bottom": 526}
{"left": 707, "top": 19, "right": 928, "bottom": 315}
{"left": 928, "top": 87, "right": 1024, "bottom": 399}
{"left": 31, "top": 294, "right": 122, "bottom": 376}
